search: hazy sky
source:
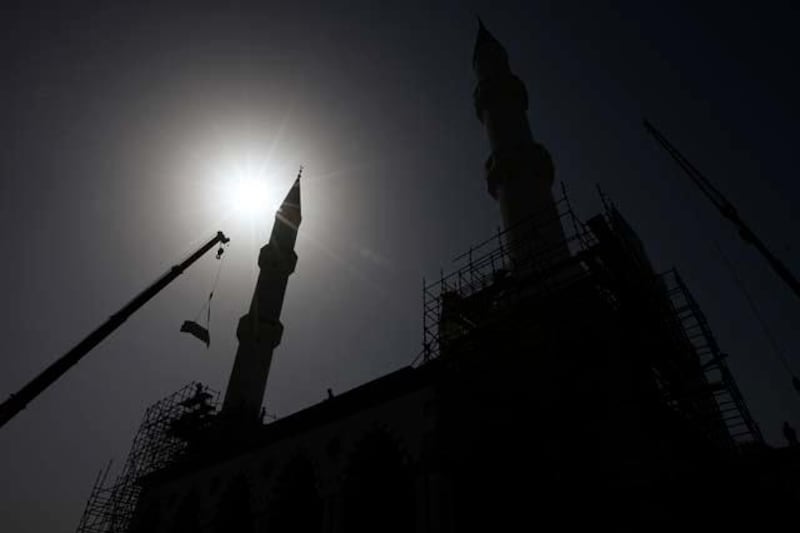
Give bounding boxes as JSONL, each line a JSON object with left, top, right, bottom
{"left": 1, "top": 1, "right": 799, "bottom": 531}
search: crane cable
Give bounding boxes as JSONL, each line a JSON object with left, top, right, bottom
{"left": 644, "top": 119, "right": 800, "bottom": 302}
{"left": 180, "top": 242, "right": 228, "bottom": 348}
{"left": 713, "top": 241, "right": 800, "bottom": 395}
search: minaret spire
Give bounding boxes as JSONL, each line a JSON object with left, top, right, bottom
{"left": 473, "top": 17, "right": 507, "bottom": 72}
{"left": 222, "top": 168, "right": 303, "bottom": 419}
{"left": 472, "top": 21, "right": 569, "bottom": 266}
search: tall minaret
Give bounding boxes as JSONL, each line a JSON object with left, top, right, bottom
{"left": 222, "top": 169, "right": 302, "bottom": 419}
{"left": 473, "top": 20, "right": 569, "bottom": 265}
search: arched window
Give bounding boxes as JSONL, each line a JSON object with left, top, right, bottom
{"left": 342, "top": 430, "right": 414, "bottom": 533}
{"left": 268, "top": 454, "right": 323, "bottom": 533}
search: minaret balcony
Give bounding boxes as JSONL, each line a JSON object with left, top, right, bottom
{"left": 236, "top": 314, "right": 284, "bottom": 348}
{"left": 258, "top": 244, "right": 298, "bottom": 274}
{"left": 484, "top": 141, "right": 554, "bottom": 198}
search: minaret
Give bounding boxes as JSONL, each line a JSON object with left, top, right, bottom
{"left": 222, "top": 169, "right": 302, "bottom": 419}
{"left": 473, "top": 20, "right": 569, "bottom": 265}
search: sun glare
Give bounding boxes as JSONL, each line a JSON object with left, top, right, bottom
{"left": 230, "top": 177, "right": 269, "bottom": 215}
{"left": 222, "top": 160, "right": 286, "bottom": 220}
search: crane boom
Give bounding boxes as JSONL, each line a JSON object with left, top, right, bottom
{"left": 643, "top": 119, "right": 800, "bottom": 301}
{"left": 0, "top": 231, "right": 230, "bottom": 430}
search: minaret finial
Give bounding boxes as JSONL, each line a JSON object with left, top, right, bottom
{"left": 279, "top": 167, "right": 302, "bottom": 230}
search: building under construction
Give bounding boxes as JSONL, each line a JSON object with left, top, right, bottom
{"left": 76, "top": 21, "right": 799, "bottom": 532}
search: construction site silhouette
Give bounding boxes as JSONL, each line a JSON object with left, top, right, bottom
{"left": 68, "top": 21, "right": 799, "bottom": 533}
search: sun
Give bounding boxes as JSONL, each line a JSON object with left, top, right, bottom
{"left": 222, "top": 160, "right": 286, "bottom": 219}
{"left": 229, "top": 176, "right": 269, "bottom": 215}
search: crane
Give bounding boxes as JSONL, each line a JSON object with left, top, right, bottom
{"left": 0, "top": 230, "right": 230, "bottom": 430}
{"left": 643, "top": 119, "right": 800, "bottom": 301}
{"left": 644, "top": 120, "right": 800, "bottom": 396}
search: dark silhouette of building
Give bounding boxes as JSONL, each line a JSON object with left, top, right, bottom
{"left": 784, "top": 421, "right": 798, "bottom": 446}
{"left": 75, "top": 23, "right": 800, "bottom": 533}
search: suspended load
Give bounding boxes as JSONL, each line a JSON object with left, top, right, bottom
{"left": 180, "top": 320, "right": 210, "bottom": 347}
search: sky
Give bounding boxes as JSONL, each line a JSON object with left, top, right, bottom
{"left": 1, "top": 1, "right": 799, "bottom": 531}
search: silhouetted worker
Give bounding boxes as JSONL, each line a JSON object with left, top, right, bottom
{"left": 327, "top": 388, "right": 334, "bottom": 400}
{"left": 783, "top": 421, "right": 798, "bottom": 446}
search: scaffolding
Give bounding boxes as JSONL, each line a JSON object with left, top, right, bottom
{"left": 76, "top": 382, "right": 219, "bottom": 533}
{"left": 660, "top": 270, "right": 764, "bottom": 447}
{"left": 595, "top": 204, "right": 763, "bottom": 449}
{"left": 421, "top": 191, "right": 597, "bottom": 362}
{"left": 419, "top": 189, "right": 763, "bottom": 451}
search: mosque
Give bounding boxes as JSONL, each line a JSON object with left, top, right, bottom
{"left": 75, "top": 22, "right": 798, "bottom": 533}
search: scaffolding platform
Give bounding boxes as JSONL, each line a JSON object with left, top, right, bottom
{"left": 421, "top": 191, "right": 597, "bottom": 363}
{"left": 75, "top": 382, "right": 219, "bottom": 533}
{"left": 660, "top": 270, "right": 764, "bottom": 447}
